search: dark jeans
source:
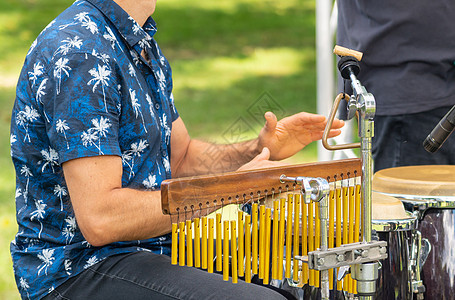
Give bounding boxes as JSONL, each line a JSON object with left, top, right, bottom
{"left": 43, "top": 251, "right": 289, "bottom": 300}
{"left": 373, "top": 106, "right": 455, "bottom": 172}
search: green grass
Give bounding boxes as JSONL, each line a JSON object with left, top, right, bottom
{"left": 0, "top": 0, "right": 318, "bottom": 298}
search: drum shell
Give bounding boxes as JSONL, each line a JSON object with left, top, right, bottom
{"left": 373, "top": 165, "right": 455, "bottom": 300}
{"left": 415, "top": 207, "right": 455, "bottom": 300}
{"left": 373, "top": 217, "right": 416, "bottom": 300}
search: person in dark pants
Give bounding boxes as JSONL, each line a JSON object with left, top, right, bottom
{"left": 10, "top": 0, "right": 344, "bottom": 299}
{"left": 337, "top": 0, "right": 455, "bottom": 172}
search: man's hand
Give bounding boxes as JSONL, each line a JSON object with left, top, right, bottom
{"left": 258, "top": 111, "right": 344, "bottom": 161}
{"left": 236, "top": 147, "right": 288, "bottom": 172}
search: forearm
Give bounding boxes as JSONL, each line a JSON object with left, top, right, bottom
{"left": 75, "top": 187, "right": 171, "bottom": 246}
{"left": 173, "top": 138, "right": 262, "bottom": 177}
{"left": 63, "top": 155, "right": 172, "bottom": 247}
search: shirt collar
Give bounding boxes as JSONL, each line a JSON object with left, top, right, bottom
{"left": 85, "top": 0, "right": 158, "bottom": 52}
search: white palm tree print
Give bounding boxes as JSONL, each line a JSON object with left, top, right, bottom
{"left": 15, "top": 188, "right": 22, "bottom": 200}
{"left": 160, "top": 114, "right": 171, "bottom": 143}
{"left": 75, "top": 12, "right": 98, "bottom": 34}
{"left": 156, "top": 68, "right": 167, "bottom": 92}
{"left": 16, "top": 105, "right": 40, "bottom": 142}
{"left": 10, "top": 134, "right": 16, "bottom": 145}
{"left": 53, "top": 36, "right": 83, "bottom": 58}
{"left": 81, "top": 116, "right": 112, "bottom": 154}
{"left": 143, "top": 174, "right": 158, "bottom": 190}
{"left": 170, "top": 93, "right": 177, "bottom": 114}
{"left": 54, "top": 184, "right": 68, "bottom": 211}
{"left": 10, "top": 134, "right": 16, "bottom": 156}
{"left": 129, "top": 88, "right": 147, "bottom": 132}
{"left": 16, "top": 188, "right": 26, "bottom": 215}
{"left": 122, "top": 139, "right": 148, "bottom": 179}
{"left": 163, "top": 156, "right": 170, "bottom": 174}
{"left": 62, "top": 216, "right": 76, "bottom": 243}
{"left": 56, "top": 119, "right": 70, "bottom": 149}
{"left": 88, "top": 64, "right": 111, "bottom": 112}
{"left": 84, "top": 255, "right": 99, "bottom": 269}
{"left": 37, "top": 248, "right": 55, "bottom": 275}
{"left": 130, "top": 50, "right": 140, "bottom": 66}
{"left": 31, "top": 199, "right": 47, "bottom": 239}
{"left": 92, "top": 116, "right": 110, "bottom": 139}
{"left": 145, "top": 94, "right": 157, "bottom": 121}
{"left": 36, "top": 78, "right": 48, "bottom": 101}
{"left": 103, "top": 26, "right": 122, "bottom": 50}
{"left": 138, "top": 38, "right": 151, "bottom": 50}
{"left": 128, "top": 64, "right": 142, "bottom": 90}
{"left": 28, "top": 62, "right": 44, "bottom": 86}
{"left": 64, "top": 259, "right": 72, "bottom": 275}
{"left": 19, "top": 277, "right": 30, "bottom": 299}
{"left": 39, "top": 147, "right": 59, "bottom": 173}
{"left": 54, "top": 57, "right": 72, "bottom": 94}
{"left": 130, "top": 17, "right": 141, "bottom": 35}
{"left": 20, "top": 165, "right": 32, "bottom": 205}
{"left": 91, "top": 49, "right": 110, "bottom": 64}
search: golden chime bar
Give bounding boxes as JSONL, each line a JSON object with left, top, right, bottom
{"left": 179, "top": 221, "right": 185, "bottom": 266}
{"left": 285, "top": 194, "right": 293, "bottom": 279}
{"left": 259, "top": 204, "right": 266, "bottom": 279}
{"left": 207, "top": 218, "right": 214, "bottom": 273}
{"left": 231, "top": 220, "right": 238, "bottom": 283}
{"left": 194, "top": 218, "right": 201, "bottom": 268}
{"left": 278, "top": 197, "right": 286, "bottom": 281}
{"left": 216, "top": 213, "right": 222, "bottom": 272}
{"left": 244, "top": 214, "right": 251, "bottom": 283}
{"left": 161, "top": 158, "right": 363, "bottom": 293}
{"left": 171, "top": 223, "right": 178, "bottom": 265}
{"left": 238, "top": 211, "right": 244, "bottom": 278}
{"left": 271, "top": 200, "right": 279, "bottom": 280}
{"left": 251, "top": 202, "right": 259, "bottom": 275}
{"left": 293, "top": 194, "right": 300, "bottom": 282}
{"left": 301, "top": 193, "right": 309, "bottom": 284}
{"left": 186, "top": 220, "right": 193, "bottom": 267}
{"left": 201, "top": 217, "right": 207, "bottom": 269}
{"left": 264, "top": 208, "right": 272, "bottom": 284}
{"left": 223, "top": 220, "right": 229, "bottom": 281}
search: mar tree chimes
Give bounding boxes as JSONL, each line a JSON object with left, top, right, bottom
{"left": 161, "top": 158, "right": 362, "bottom": 297}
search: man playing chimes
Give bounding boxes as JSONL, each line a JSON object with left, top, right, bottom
{"left": 10, "top": 0, "right": 344, "bottom": 299}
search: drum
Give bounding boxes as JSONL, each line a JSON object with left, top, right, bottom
{"left": 373, "top": 165, "right": 455, "bottom": 300}
{"left": 372, "top": 191, "right": 417, "bottom": 300}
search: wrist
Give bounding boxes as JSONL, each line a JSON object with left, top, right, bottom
{"left": 250, "top": 138, "right": 262, "bottom": 158}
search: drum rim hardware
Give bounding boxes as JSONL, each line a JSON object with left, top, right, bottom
{"left": 371, "top": 212, "right": 417, "bottom": 232}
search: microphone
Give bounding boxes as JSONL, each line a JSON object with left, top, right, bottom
{"left": 423, "top": 105, "right": 455, "bottom": 153}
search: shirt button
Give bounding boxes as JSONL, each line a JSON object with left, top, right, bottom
{"left": 161, "top": 149, "right": 167, "bottom": 156}
{"left": 155, "top": 103, "right": 160, "bottom": 109}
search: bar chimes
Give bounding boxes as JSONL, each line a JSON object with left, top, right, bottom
{"left": 161, "top": 159, "right": 363, "bottom": 295}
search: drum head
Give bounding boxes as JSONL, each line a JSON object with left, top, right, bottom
{"left": 373, "top": 165, "right": 455, "bottom": 197}
{"left": 372, "top": 191, "right": 409, "bottom": 220}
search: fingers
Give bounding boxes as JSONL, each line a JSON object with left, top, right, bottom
{"left": 292, "top": 112, "right": 326, "bottom": 124}
{"left": 312, "top": 129, "right": 343, "bottom": 141}
{"left": 330, "top": 118, "right": 345, "bottom": 129}
{"left": 237, "top": 147, "right": 274, "bottom": 172}
{"left": 254, "top": 147, "right": 270, "bottom": 161}
{"left": 264, "top": 112, "right": 277, "bottom": 132}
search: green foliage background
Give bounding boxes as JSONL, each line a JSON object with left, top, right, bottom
{"left": 0, "top": 0, "right": 318, "bottom": 298}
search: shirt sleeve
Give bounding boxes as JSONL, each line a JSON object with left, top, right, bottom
{"left": 43, "top": 52, "right": 122, "bottom": 164}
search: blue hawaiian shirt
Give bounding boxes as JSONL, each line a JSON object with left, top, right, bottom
{"left": 10, "top": 0, "right": 179, "bottom": 298}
